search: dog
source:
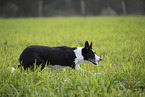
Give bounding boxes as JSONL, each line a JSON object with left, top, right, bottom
{"left": 18, "top": 41, "right": 102, "bottom": 70}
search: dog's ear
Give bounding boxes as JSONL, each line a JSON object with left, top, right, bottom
{"left": 90, "top": 42, "right": 92, "bottom": 49}
{"left": 85, "top": 41, "right": 89, "bottom": 49}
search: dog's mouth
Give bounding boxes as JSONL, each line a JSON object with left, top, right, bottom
{"left": 88, "top": 59, "right": 98, "bottom": 65}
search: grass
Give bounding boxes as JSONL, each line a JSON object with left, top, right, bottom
{"left": 0, "top": 16, "right": 145, "bottom": 97}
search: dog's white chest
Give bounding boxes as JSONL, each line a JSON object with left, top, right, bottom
{"left": 74, "top": 47, "right": 85, "bottom": 64}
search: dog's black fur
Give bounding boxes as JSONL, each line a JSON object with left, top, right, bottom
{"left": 19, "top": 46, "right": 77, "bottom": 70}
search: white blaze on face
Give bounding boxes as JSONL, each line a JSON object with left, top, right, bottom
{"left": 92, "top": 50, "right": 101, "bottom": 61}
{"left": 95, "top": 54, "right": 101, "bottom": 61}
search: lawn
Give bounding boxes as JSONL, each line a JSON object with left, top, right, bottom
{"left": 0, "top": 16, "right": 145, "bottom": 97}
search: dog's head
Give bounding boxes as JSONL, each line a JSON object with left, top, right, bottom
{"left": 82, "top": 41, "right": 102, "bottom": 65}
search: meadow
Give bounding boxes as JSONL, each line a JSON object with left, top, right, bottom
{"left": 0, "top": 16, "right": 145, "bottom": 97}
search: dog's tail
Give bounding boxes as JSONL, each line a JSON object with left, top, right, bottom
{"left": 11, "top": 67, "right": 15, "bottom": 72}
{"left": 18, "top": 58, "right": 24, "bottom": 69}
{"left": 18, "top": 65, "right": 22, "bottom": 68}
{"left": 9, "top": 65, "right": 23, "bottom": 73}
{"left": 8, "top": 67, "right": 16, "bottom": 73}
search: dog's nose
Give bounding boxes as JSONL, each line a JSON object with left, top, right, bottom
{"left": 99, "top": 58, "right": 102, "bottom": 61}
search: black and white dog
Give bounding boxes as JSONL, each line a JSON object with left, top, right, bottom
{"left": 18, "top": 41, "right": 102, "bottom": 70}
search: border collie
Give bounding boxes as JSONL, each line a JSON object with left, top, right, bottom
{"left": 18, "top": 41, "right": 102, "bottom": 70}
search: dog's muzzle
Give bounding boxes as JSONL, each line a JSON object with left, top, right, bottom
{"left": 88, "top": 59, "right": 98, "bottom": 65}
{"left": 88, "top": 58, "right": 102, "bottom": 65}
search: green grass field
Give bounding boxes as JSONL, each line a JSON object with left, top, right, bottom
{"left": 0, "top": 17, "right": 145, "bottom": 97}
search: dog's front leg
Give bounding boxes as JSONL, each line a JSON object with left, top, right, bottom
{"left": 75, "top": 64, "right": 80, "bottom": 70}
{"left": 75, "top": 64, "right": 85, "bottom": 71}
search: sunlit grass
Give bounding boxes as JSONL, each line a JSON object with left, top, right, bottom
{"left": 0, "top": 16, "right": 145, "bottom": 96}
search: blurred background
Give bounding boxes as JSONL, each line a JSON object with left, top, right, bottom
{"left": 0, "top": 0, "right": 145, "bottom": 17}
